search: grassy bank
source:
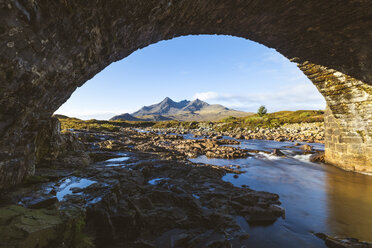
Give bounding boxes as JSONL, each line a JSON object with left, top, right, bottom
{"left": 58, "top": 116, "right": 155, "bottom": 132}
{"left": 218, "top": 110, "right": 324, "bottom": 130}
{"left": 57, "top": 110, "right": 324, "bottom": 132}
{"left": 153, "top": 110, "right": 324, "bottom": 130}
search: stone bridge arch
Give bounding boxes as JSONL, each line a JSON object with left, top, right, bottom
{"left": 0, "top": 0, "right": 371, "bottom": 189}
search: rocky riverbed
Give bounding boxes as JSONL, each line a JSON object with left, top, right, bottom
{"left": 1, "top": 126, "right": 370, "bottom": 248}
{"left": 145, "top": 122, "right": 325, "bottom": 144}
{"left": 0, "top": 128, "right": 285, "bottom": 248}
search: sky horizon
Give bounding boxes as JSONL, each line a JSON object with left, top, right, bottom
{"left": 55, "top": 35, "right": 326, "bottom": 120}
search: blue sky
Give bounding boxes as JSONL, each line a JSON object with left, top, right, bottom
{"left": 55, "top": 35, "right": 326, "bottom": 120}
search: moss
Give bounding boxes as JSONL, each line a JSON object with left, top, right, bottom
{"left": 73, "top": 216, "right": 95, "bottom": 248}
{"left": 62, "top": 211, "right": 95, "bottom": 248}
{"left": 0, "top": 205, "right": 65, "bottom": 248}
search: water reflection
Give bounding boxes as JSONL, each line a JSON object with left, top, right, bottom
{"left": 324, "top": 168, "right": 372, "bottom": 241}
{"left": 189, "top": 139, "right": 372, "bottom": 246}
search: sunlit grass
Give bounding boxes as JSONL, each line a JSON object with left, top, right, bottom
{"left": 57, "top": 110, "right": 323, "bottom": 132}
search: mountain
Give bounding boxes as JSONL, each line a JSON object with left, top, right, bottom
{"left": 181, "top": 99, "right": 209, "bottom": 112}
{"left": 111, "top": 97, "right": 252, "bottom": 121}
{"left": 132, "top": 97, "right": 190, "bottom": 116}
{"left": 110, "top": 113, "right": 144, "bottom": 121}
{"left": 110, "top": 113, "right": 173, "bottom": 122}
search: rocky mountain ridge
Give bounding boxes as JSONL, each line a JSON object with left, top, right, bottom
{"left": 111, "top": 97, "right": 251, "bottom": 121}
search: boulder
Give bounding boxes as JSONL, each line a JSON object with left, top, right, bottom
{"left": 271, "top": 149, "right": 285, "bottom": 157}
{"left": 310, "top": 152, "right": 325, "bottom": 163}
{"left": 315, "top": 233, "right": 372, "bottom": 248}
{"left": 0, "top": 205, "right": 85, "bottom": 248}
{"left": 300, "top": 144, "right": 313, "bottom": 152}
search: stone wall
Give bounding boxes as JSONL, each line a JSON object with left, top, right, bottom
{"left": 298, "top": 62, "right": 372, "bottom": 173}
{"left": 0, "top": 0, "right": 371, "bottom": 188}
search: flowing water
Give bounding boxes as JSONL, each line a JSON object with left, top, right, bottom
{"left": 189, "top": 138, "right": 372, "bottom": 247}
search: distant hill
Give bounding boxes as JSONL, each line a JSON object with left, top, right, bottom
{"left": 111, "top": 97, "right": 252, "bottom": 121}
{"left": 110, "top": 113, "right": 173, "bottom": 122}
{"left": 110, "top": 113, "right": 144, "bottom": 121}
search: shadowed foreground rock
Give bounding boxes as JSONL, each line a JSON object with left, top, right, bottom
{"left": 315, "top": 233, "right": 372, "bottom": 248}
{"left": 0, "top": 128, "right": 285, "bottom": 248}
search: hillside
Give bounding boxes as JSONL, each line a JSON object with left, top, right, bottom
{"left": 57, "top": 110, "right": 324, "bottom": 132}
{"left": 111, "top": 97, "right": 252, "bottom": 121}
{"left": 110, "top": 113, "right": 172, "bottom": 122}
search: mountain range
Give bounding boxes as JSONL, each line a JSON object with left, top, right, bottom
{"left": 110, "top": 97, "right": 252, "bottom": 121}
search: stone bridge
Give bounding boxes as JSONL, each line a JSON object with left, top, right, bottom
{"left": 0, "top": 0, "right": 371, "bottom": 189}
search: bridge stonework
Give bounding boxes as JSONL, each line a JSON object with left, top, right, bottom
{"left": 0, "top": 0, "right": 371, "bottom": 189}
{"left": 298, "top": 62, "right": 372, "bottom": 173}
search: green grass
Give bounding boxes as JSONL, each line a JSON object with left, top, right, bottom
{"left": 153, "top": 110, "right": 324, "bottom": 131}
{"left": 57, "top": 110, "right": 324, "bottom": 132}
{"left": 58, "top": 117, "right": 155, "bottom": 132}
{"left": 216, "top": 110, "right": 324, "bottom": 131}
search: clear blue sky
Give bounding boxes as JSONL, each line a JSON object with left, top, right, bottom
{"left": 55, "top": 35, "right": 325, "bottom": 120}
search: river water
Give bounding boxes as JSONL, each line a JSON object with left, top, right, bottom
{"left": 189, "top": 138, "right": 372, "bottom": 247}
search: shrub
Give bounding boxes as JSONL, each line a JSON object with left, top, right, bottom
{"left": 257, "top": 105, "right": 267, "bottom": 117}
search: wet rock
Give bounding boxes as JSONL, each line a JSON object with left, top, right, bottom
{"left": 27, "top": 196, "right": 58, "bottom": 209}
{"left": 35, "top": 117, "right": 91, "bottom": 169}
{"left": 300, "top": 144, "right": 313, "bottom": 152}
{"left": 243, "top": 204, "right": 285, "bottom": 224}
{"left": 22, "top": 175, "right": 49, "bottom": 185}
{"left": 315, "top": 233, "right": 372, "bottom": 248}
{"left": 216, "top": 139, "right": 240, "bottom": 145}
{"left": 0, "top": 128, "right": 289, "bottom": 247}
{"left": 99, "top": 139, "right": 127, "bottom": 151}
{"left": 0, "top": 205, "right": 85, "bottom": 248}
{"left": 271, "top": 149, "right": 285, "bottom": 157}
{"left": 310, "top": 152, "right": 325, "bottom": 163}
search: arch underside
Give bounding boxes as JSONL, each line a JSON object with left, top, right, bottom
{"left": 0, "top": 0, "right": 371, "bottom": 188}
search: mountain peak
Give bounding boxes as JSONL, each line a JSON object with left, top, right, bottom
{"left": 132, "top": 97, "right": 190, "bottom": 116}
{"left": 161, "top": 97, "right": 174, "bottom": 103}
{"left": 181, "top": 98, "right": 209, "bottom": 112}
{"left": 111, "top": 97, "right": 251, "bottom": 121}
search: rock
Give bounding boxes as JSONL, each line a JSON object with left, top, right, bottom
{"left": 1, "top": 126, "right": 292, "bottom": 247}
{"left": 27, "top": 196, "right": 59, "bottom": 209}
{"left": 0, "top": 205, "right": 85, "bottom": 248}
{"left": 300, "top": 144, "right": 313, "bottom": 152}
{"left": 310, "top": 152, "right": 325, "bottom": 163}
{"left": 315, "top": 233, "right": 372, "bottom": 248}
{"left": 23, "top": 175, "right": 49, "bottom": 185}
{"left": 35, "top": 117, "right": 90, "bottom": 168}
{"left": 271, "top": 149, "right": 285, "bottom": 157}
{"left": 235, "top": 134, "right": 244, "bottom": 139}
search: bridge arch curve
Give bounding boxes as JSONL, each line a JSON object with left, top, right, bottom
{"left": 0, "top": 0, "right": 371, "bottom": 188}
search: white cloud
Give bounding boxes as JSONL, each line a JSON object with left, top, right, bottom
{"left": 193, "top": 83, "right": 326, "bottom": 113}
{"left": 193, "top": 91, "right": 219, "bottom": 101}
{"left": 53, "top": 110, "right": 121, "bottom": 120}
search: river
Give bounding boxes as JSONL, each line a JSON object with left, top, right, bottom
{"left": 188, "top": 138, "right": 372, "bottom": 247}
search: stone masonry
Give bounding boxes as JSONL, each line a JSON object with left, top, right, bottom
{"left": 298, "top": 62, "right": 372, "bottom": 172}
{"left": 0, "top": 0, "right": 371, "bottom": 188}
